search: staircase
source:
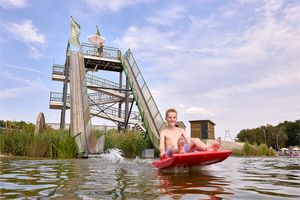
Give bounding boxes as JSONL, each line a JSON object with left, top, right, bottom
{"left": 49, "top": 92, "right": 140, "bottom": 124}
{"left": 52, "top": 64, "right": 133, "bottom": 100}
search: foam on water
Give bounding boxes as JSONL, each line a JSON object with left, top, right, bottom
{"left": 89, "top": 148, "right": 124, "bottom": 162}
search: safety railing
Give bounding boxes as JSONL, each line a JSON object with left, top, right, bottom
{"left": 88, "top": 93, "right": 117, "bottom": 102}
{"left": 52, "top": 64, "right": 64, "bottom": 75}
{"left": 52, "top": 65, "right": 126, "bottom": 90}
{"left": 50, "top": 92, "right": 70, "bottom": 103}
{"left": 80, "top": 43, "right": 121, "bottom": 60}
{"left": 86, "top": 74, "right": 126, "bottom": 90}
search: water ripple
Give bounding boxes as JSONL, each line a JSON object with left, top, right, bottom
{"left": 0, "top": 154, "right": 299, "bottom": 199}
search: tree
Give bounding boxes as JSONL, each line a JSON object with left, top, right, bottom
{"left": 279, "top": 120, "right": 300, "bottom": 147}
{"left": 236, "top": 119, "right": 299, "bottom": 148}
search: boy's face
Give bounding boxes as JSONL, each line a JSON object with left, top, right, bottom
{"left": 166, "top": 112, "right": 177, "bottom": 127}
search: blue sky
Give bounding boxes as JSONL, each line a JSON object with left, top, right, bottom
{"left": 0, "top": 0, "right": 299, "bottom": 139}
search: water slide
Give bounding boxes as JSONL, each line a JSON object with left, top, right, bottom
{"left": 69, "top": 52, "right": 104, "bottom": 154}
{"left": 122, "top": 49, "right": 166, "bottom": 149}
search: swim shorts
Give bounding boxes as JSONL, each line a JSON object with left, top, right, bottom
{"left": 166, "top": 144, "right": 189, "bottom": 157}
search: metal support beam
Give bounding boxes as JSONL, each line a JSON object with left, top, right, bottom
{"left": 124, "top": 97, "right": 134, "bottom": 130}
{"left": 124, "top": 77, "right": 129, "bottom": 130}
{"left": 60, "top": 43, "right": 70, "bottom": 130}
{"left": 87, "top": 86, "right": 131, "bottom": 91}
{"left": 118, "top": 71, "right": 123, "bottom": 131}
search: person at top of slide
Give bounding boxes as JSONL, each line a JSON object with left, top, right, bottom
{"left": 159, "top": 108, "right": 221, "bottom": 158}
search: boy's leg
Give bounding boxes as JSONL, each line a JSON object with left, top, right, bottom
{"left": 189, "top": 138, "right": 221, "bottom": 151}
{"left": 166, "top": 148, "right": 172, "bottom": 157}
{"left": 189, "top": 138, "right": 207, "bottom": 151}
{"left": 184, "top": 144, "right": 189, "bottom": 153}
{"left": 207, "top": 138, "right": 221, "bottom": 151}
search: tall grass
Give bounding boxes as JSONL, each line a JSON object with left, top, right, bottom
{"left": 0, "top": 121, "right": 152, "bottom": 158}
{"left": 99, "top": 129, "right": 153, "bottom": 158}
{"left": 0, "top": 125, "right": 77, "bottom": 158}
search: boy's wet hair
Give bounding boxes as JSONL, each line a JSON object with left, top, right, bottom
{"left": 165, "top": 108, "right": 177, "bottom": 119}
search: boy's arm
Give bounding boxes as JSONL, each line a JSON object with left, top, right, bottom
{"left": 159, "top": 131, "right": 166, "bottom": 157}
{"left": 181, "top": 129, "right": 190, "bottom": 143}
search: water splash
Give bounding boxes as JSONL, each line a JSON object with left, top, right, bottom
{"left": 96, "top": 148, "right": 124, "bottom": 162}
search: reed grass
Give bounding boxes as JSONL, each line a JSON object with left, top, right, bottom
{"left": 0, "top": 124, "right": 77, "bottom": 158}
{"left": 0, "top": 121, "right": 151, "bottom": 158}
{"left": 99, "top": 129, "right": 153, "bottom": 158}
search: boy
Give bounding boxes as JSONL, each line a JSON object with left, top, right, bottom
{"left": 159, "top": 108, "right": 221, "bottom": 158}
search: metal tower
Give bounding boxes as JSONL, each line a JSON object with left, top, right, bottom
{"left": 49, "top": 42, "right": 165, "bottom": 154}
{"left": 224, "top": 130, "right": 233, "bottom": 141}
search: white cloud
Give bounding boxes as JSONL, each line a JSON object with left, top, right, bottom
{"left": 187, "top": 15, "right": 220, "bottom": 29}
{"left": 283, "top": 4, "right": 300, "bottom": 24}
{"left": 185, "top": 106, "right": 215, "bottom": 117}
{"left": 0, "top": 0, "right": 27, "bottom": 9}
{"left": 146, "top": 5, "right": 186, "bottom": 26}
{"left": 5, "top": 20, "right": 45, "bottom": 44}
{"left": 82, "top": 0, "right": 147, "bottom": 12}
{"left": 29, "top": 46, "right": 43, "bottom": 59}
{"left": 0, "top": 71, "right": 48, "bottom": 90}
{"left": 262, "top": 0, "right": 284, "bottom": 18}
{"left": 202, "top": 67, "right": 300, "bottom": 100}
{"left": 4, "top": 20, "right": 46, "bottom": 59}
{"left": 0, "top": 71, "right": 49, "bottom": 101}
{"left": 0, "top": 62, "right": 48, "bottom": 76}
{"left": 0, "top": 87, "right": 33, "bottom": 100}
{"left": 113, "top": 26, "right": 177, "bottom": 53}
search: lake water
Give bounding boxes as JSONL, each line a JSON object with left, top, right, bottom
{"left": 1, "top": 149, "right": 299, "bottom": 199}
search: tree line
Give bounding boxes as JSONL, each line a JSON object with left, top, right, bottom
{"left": 236, "top": 119, "right": 300, "bottom": 150}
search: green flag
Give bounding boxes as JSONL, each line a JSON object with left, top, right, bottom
{"left": 96, "top": 25, "right": 101, "bottom": 36}
{"left": 69, "top": 17, "right": 80, "bottom": 47}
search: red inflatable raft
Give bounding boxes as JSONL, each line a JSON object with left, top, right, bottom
{"left": 152, "top": 150, "right": 232, "bottom": 169}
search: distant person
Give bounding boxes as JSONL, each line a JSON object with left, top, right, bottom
{"left": 159, "top": 108, "right": 221, "bottom": 158}
{"left": 98, "top": 44, "right": 104, "bottom": 57}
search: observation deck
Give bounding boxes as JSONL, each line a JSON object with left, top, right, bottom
{"left": 80, "top": 43, "right": 123, "bottom": 72}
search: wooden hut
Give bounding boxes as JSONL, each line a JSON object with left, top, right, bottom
{"left": 189, "top": 120, "right": 215, "bottom": 139}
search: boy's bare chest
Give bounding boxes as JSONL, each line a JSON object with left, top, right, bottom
{"left": 165, "top": 130, "right": 181, "bottom": 140}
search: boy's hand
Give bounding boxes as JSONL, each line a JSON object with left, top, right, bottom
{"left": 160, "top": 153, "right": 169, "bottom": 160}
{"left": 181, "top": 133, "right": 190, "bottom": 143}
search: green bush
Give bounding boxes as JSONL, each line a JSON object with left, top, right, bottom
{"left": 232, "top": 148, "right": 244, "bottom": 156}
{"left": 268, "top": 148, "right": 276, "bottom": 156}
{"left": 243, "top": 141, "right": 259, "bottom": 156}
{"left": 103, "top": 130, "right": 152, "bottom": 158}
{"left": 258, "top": 144, "right": 269, "bottom": 156}
{"left": 240, "top": 141, "right": 276, "bottom": 156}
{"left": 243, "top": 142, "right": 252, "bottom": 155}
